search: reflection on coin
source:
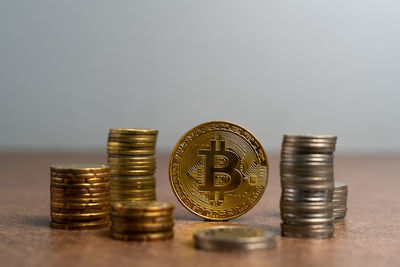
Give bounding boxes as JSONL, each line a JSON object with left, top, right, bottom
{"left": 169, "top": 121, "right": 268, "bottom": 220}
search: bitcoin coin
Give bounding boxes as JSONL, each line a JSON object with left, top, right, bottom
{"left": 169, "top": 121, "right": 268, "bottom": 220}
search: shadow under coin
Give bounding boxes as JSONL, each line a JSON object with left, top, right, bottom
{"left": 19, "top": 214, "right": 50, "bottom": 228}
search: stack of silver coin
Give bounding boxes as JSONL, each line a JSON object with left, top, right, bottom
{"left": 280, "top": 134, "right": 337, "bottom": 239}
{"left": 194, "top": 226, "right": 276, "bottom": 251}
{"left": 333, "top": 182, "right": 348, "bottom": 221}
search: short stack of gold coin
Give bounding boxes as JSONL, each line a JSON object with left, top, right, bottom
{"left": 50, "top": 163, "right": 110, "bottom": 230}
{"left": 107, "top": 129, "right": 158, "bottom": 202}
{"left": 110, "top": 201, "right": 174, "bottom": 241}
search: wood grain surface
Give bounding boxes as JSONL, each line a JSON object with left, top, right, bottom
{"left": 0, "top": 152, "right": 399, "bottom": 267}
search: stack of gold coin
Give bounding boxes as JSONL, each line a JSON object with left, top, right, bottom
{"left": 333, "top": 182, "right": 348, "bottom": 221}
{"left": 110, "top": 201, "right": 174, "bottom": 241}
{"left": 107, "top": 129, "right": 158, "bottom": 202}
{"left": 50, "top": 163, "right": 110, "bottom": 230}
{"left": 280, "top": 134, "right": 337, "bottom": 239}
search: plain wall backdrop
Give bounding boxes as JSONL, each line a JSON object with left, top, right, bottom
{"left": 1, "top": 1, "right": 399, "bottom": 153}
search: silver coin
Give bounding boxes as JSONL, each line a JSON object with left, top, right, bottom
{"left": 283, "top": 134, "right": 337, "bottom": 142}
{"left": 334, "top": 182, "right": 348, "bottom": 189}
{"left": 193, "top": 226, "right": 276, "bottom": 251}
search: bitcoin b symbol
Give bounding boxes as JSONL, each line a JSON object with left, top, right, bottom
{"left": 198, "top": 137, "right": 242, "bottom": 204}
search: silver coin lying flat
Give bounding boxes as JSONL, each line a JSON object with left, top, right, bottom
{"left": 193, "top": 225, "right": 277, "bottom": 251}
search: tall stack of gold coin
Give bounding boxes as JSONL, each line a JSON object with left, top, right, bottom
{"left": 107, "top": 129, "right": 158, "bottom": 202}
{"left": 110, "top": 201, "right": 175, "bottom": 241}
{"left": 50, "top": 164, "right": 110, "bottom": 230}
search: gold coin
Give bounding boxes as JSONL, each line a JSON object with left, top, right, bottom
{"left": 51, "top": 216, "right": 110, "bottom": 224}
{"left": 50, "top": 196, "right": 110, "bottom": 203}
{"left": 50, "top": 187, "right": 108, "bottom": 194}
{"left": 108, "top": 155, "right": 155, "bottom": 163}
{"left": 51, "top": 201, "right": 109, "bottom": 209}
{"left": 108, "top": 162, "right": 155, "bottom": 169}
{"left": 109, "top": 128, "right": 158, "bottom": 135}
{"left": 111, "top": 220, "right": 174, "bottom": 232}
{"left": 111, "top": 230, "right": 173, "bottom": 241}
{"left": 110, "top": 188, "right": 155, "bottom": 193}
{"left": 107, "top": 141, "right": 156, "bottom": 148}
{"left": 51, "top": 211, "right": 110, "bottom": 220}
{"left": 110, "top": 195, "right": 155, "bottom": 200}
{"left": 110, "top": 169, "right": 155, "bottom": 176}
{"left": 110, "top": 175, "right": 155, "bottom": 181}
{"left": 110, "top": 197, "right": 156, "bottom": 202}
{"left": 110, "top": 184, "right": 155, "bottom": 191}
{"left": 50, "top": 182, "right": 109, "bottom": 189}
{"left": 111, "top": 201, "right": 174, "bottom": 212}
{"left": 169, "top": 121, "right": 269, "bottom": 221}
{"left": 50, "top": 171, "right": 110, "bottom": 179}
{"left": 110, "top": 192, "right": 155, "bottom": 198}
{"left": 50, "top": 191, "right": 109, "bottom": 198}
{"left": 50, "top": 221, "right": 109, "bottom": 230}
{"left": 110, "top": 179, "right": 155, "bottom": 185}
{"left": 107, "top": 136, "right": 158, "bottom": 143}
{"left": 50, "top": 206, "right": 110, "bottom": 214}
{"left": 107, "top": 149, "right": 156, "bottom": 156}
{"left": 51, "top": 177, "right": 109, "bottom": 184}
{"left": 111, "top": 181, "right": 155, "bottom": 186}
{"left": 50, "top": 163, "right": 110, "bottom": 173}
{"left": 111, "top": 214, "right": 173, "bottom": 223}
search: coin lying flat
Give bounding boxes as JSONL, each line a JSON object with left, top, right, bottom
{"left": 111, "top": 201, "right": 174, "bottom": 212}
{"left": 51, "top": 201, "right": 109, "bottom": 209}
{"left": 109, "top": 128, "right": 159, "bottom": 135}
{"left": 281, "top": 223, "right": 334, "bottom": 239}
{"left": 50, "top": 221, "right": 109, "bottom": 230}
{"left": 50, "top": 163, "right": 110, "bottom": 174}
{"left": 111, "top": 230, "right": 173, "bottom": 241}
{"left": 169, "top": 121, "right": 268, "bottom": 220}
{"left": 194, "top": 226, "right": 276, "bottom": 250}
{"left": 111, "top": 220, "right": 174, "bottom": 232}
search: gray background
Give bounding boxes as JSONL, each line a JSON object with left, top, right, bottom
{"left": 1, "top": 0, "right": 399, "bottom": 153}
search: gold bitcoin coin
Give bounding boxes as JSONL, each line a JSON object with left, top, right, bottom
{"left": 169, "top": 121, "right": 269, "bottom": 220}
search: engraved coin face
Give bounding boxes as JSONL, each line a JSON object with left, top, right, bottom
{"left": 169, "top": 121, "right": 269, "bottom": 220}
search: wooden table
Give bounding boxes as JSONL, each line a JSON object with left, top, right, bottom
{"left": 0, "top": 152, "right": 399, "bottom": 267}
